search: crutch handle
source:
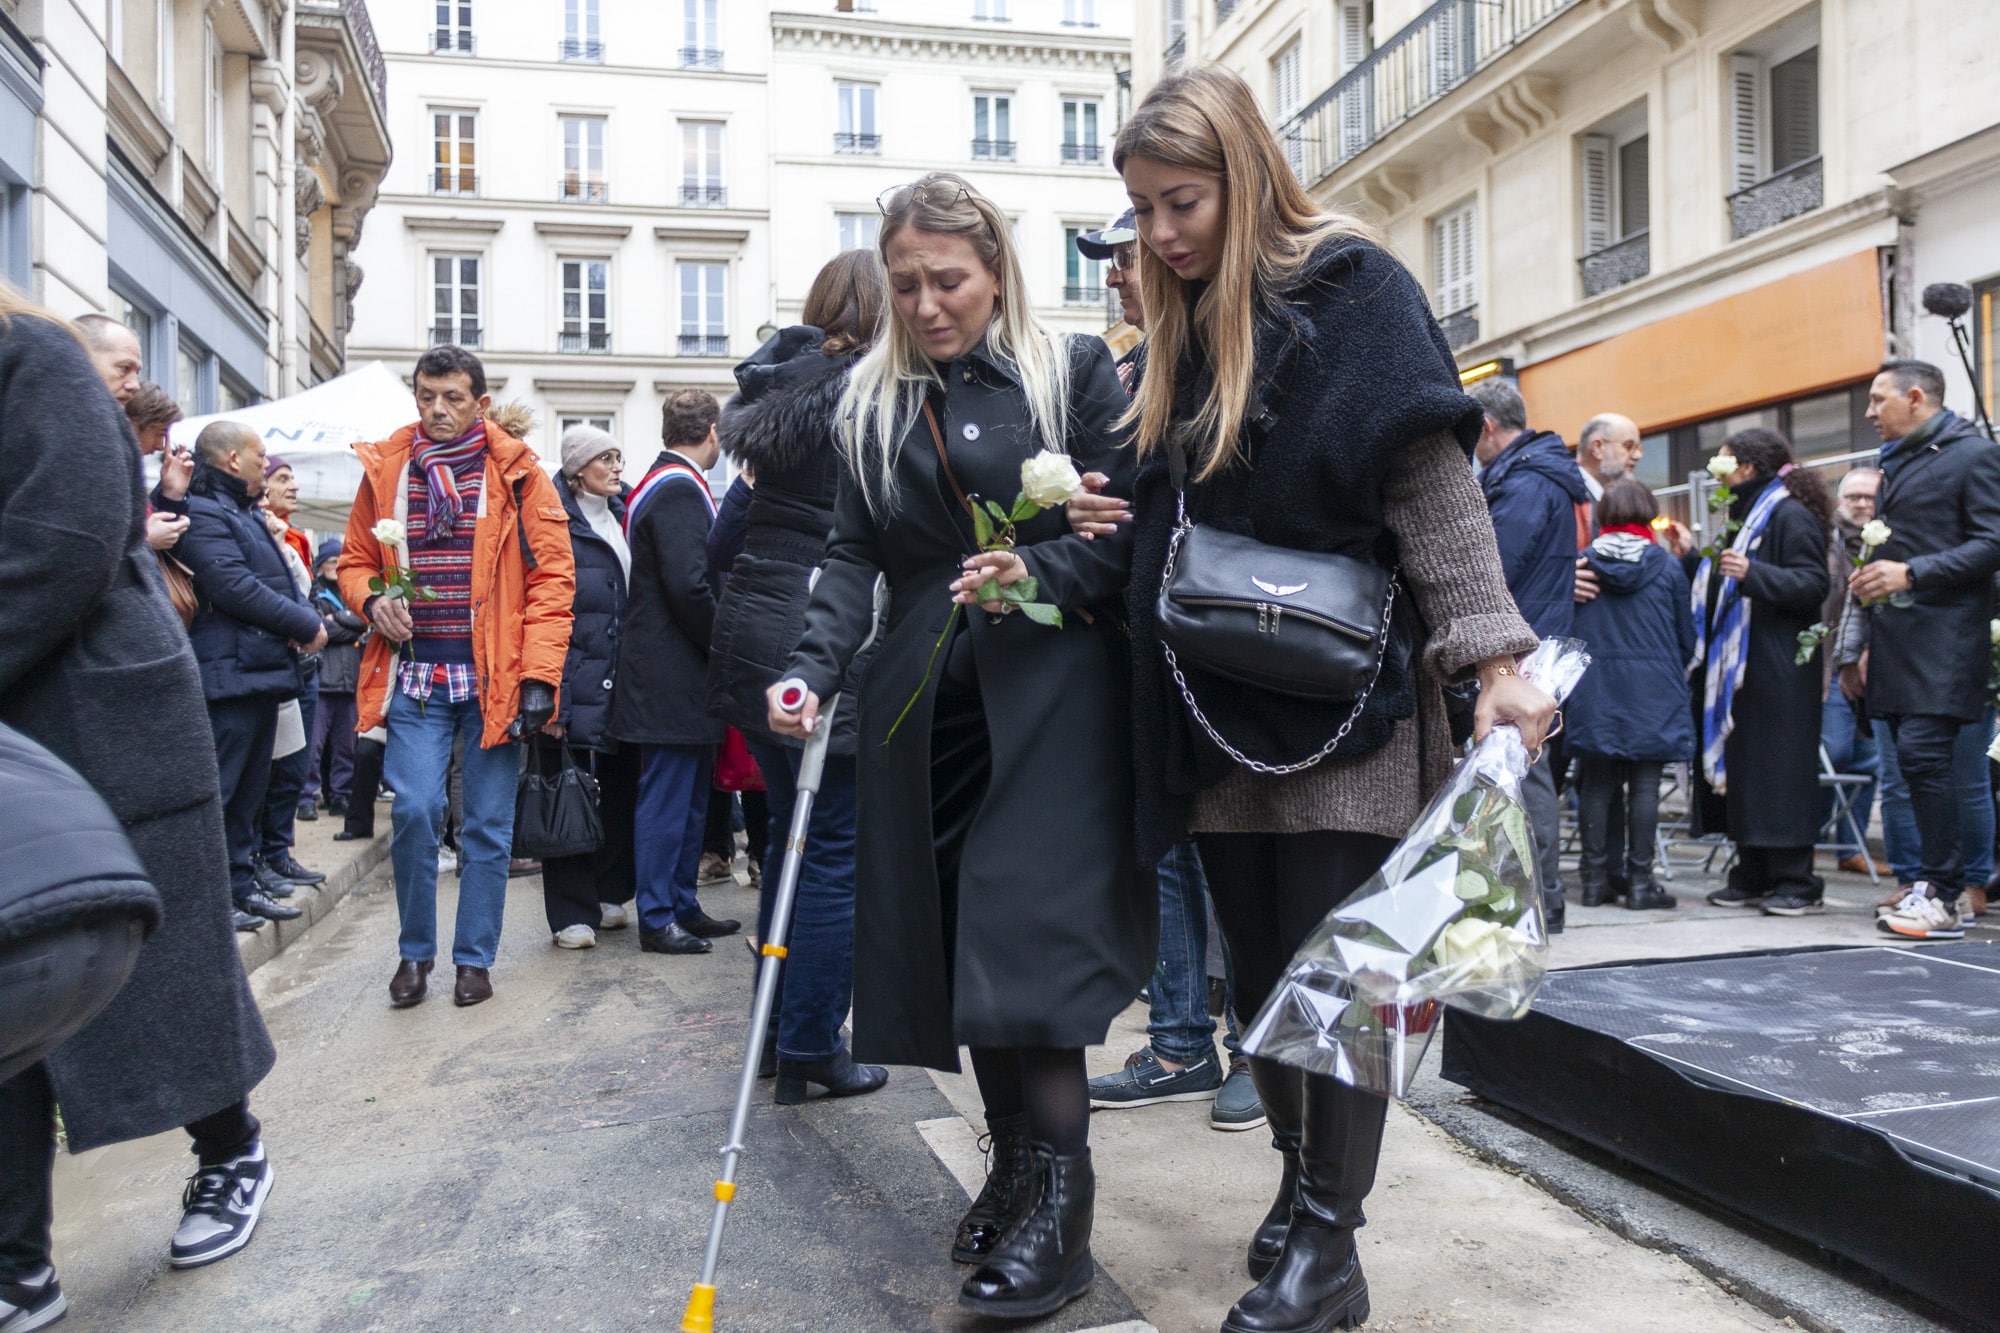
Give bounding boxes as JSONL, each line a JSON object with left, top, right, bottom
{"left": 774, "top": 678, "right": 810, "bottom": 714}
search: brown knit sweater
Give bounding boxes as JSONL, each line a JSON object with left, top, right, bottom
{"left": 1190, "top": 429, "right": 1539, "bottom": 839}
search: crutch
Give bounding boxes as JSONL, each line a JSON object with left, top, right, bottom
{"left": 682, "top": 576, "right": 884, "bottom": 1333}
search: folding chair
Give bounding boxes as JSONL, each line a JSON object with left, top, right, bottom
{"left": 1817, "top": 742, "right": 1880, "bottom": 886}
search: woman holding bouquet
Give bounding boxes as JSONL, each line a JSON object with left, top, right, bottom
{"left": 1113, "top": 67, "right": 1555, "bottom": 1332}
{"left": 768, "top": 173, "right": 1148, "bottom": 1319}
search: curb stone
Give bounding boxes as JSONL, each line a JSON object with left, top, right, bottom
{"left": 234, "top": 828, "right": 391, "bottom": 974}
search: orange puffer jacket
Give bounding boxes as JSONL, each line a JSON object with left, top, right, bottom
{"left": 336, "top": 421, "right": 576, "bottom": 750}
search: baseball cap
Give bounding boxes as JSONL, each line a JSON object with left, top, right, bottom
{"left": 1074, "top": 207, "right": 1137, "bottom": 261}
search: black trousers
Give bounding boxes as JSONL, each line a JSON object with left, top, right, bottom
{"left": 207, "top": 697, "right": 280, "bottom": 903}
{"left": 540, "top": 742, "right": 639, "bottom": 932}
{"left": 1885, "top": 714, "right": 1966, "bottom": 889}
{"left": 341, "top": 736, "right": 386, "bottom": 838}
{"left": 1575, "top": 756, "right": 1662, "bottom": 889}
{"left": 260, "top": 675, "right": 317, "bottom": 859}
{"left": 702, "top": 783, "right": 769, "bottom": 863}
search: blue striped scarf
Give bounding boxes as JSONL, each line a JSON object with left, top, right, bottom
{"left": 411, "top": 423, "right": 488, "bottom": 548}
{"left": 1688, "top": 478, "right": 1791, "bottom": 793}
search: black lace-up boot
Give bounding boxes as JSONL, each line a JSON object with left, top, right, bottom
{"left": 957, "top": 1144, "right": 1095, "bottom": 1319}
{"left": 951, "top": 1112, "right": 1034, "bottom": 1263}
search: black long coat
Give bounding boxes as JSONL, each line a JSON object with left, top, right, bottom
{"left": 1862, "top": 411, "right": 2000, "bottom": 723}
{"left": 553, "top": 471, "right": 628, "bottom": 751}
{"left": 0, "top": 313, "right": 274, "bottom": 1150}
{"left": 786, "top": 335, "right": 1152, "bottom": 1071}
{"left": 1691, "top": 482, "right": 1830, "bottom": 847}
{"left": 609, "top": 452, "right": 725, "bottom": 748}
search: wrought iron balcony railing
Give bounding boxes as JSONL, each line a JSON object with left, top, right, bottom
{"left": 679, "top": 334, "right": 730, "bottom": 357}
{"left": 431, "top": 324, "right": 481, "bottom": 350}
{"left": 1274, "top": 0, "right": 1583, "bottom": 190}
{"left": 1064, "top": 285, "right": 1106, "bottom": 306}
{"left": 1061, "top": 143, "right": 1103, "bottom": 165}
{"left": 1579, "top": 229, "right": 1650, "bottom": 298}
{"left": 834, "top": 131, "right": 881, "bottom": 154}
{"left": 679, "top": 183, "right": 728, "bottom": 208}
{"left": 558, "top": 330, "right": 612, "bottom": 354}
{"left": 558, "top": 177, "right": 609, "bottom": 203}
{"left": 1727, "top": 156, "right": 1823, "bottom": 241}
{"left": 429, "top": 29, "right": 474, "bottom": 55}
{"left": 679, "top": 47, "right": 723, "bottom": 69}
{"left": 558, "top": 39, "right": 604, "bottom": 62}
{"left": 971, "top": 139, "right": 1016, "bottom": 161}
{"left": 430, "top": 171, "right": 478, "bottom": 197}
{"left": 1437, "top": 307, "right": 1479, "bottom": 351}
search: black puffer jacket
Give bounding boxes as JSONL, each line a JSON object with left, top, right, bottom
{"left": 554, "top": 470, "right": 629, "bottom": 751}
{"left": 0, "top": 720, "right": 159, "bottom": 948}
{"left": 707, "top": 326, "right": 874, "bottom": 754}
{"left": 310, "top": 574, "right": 368, "bottom": 694}
{"left": 176, "top": 463, "right": 321, "bottom": 702}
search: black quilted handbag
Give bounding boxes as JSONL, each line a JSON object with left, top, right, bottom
{"left": 512, "top": 740, "right": 604, "bottom": 860}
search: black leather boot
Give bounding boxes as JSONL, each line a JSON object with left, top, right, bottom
{"left": 958, "top": 1144, "right": 1096, "bottom": 1319}
{"left": 773, "top": 1045, "right": 888, "bottom": 1105}
{"left": 951, "top": 1112, "right": 1034, "bottom": 1263}
{"left": 1246, "top": 1057, "right": 1303, "bottom": 1280}
{"left": 1223, "top": 1075, "right": 1384, "bottom": 1333}
{"left": 1625, "top": 878, "right": 1678, "bottom": 911}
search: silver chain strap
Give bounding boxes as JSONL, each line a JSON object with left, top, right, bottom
{"left": 1158, "top": 514, "right": 1400, "bottom": 776}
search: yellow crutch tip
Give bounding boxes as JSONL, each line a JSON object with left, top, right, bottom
{"left": 714, "top": 1180, "right": 737, "bottom": 1202}
{"left": 681, "top": 1283, "right": 716, "bottom": 1333}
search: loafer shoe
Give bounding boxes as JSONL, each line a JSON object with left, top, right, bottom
{"left": 1088, "top": 1047, "right": 1221, "bottom": 1109}
{"left": 238, "top": 891, "right": 300, "bottom": 922}
{"left": 453, "top": 965, "right": 493, "bottom": 1006}
{"left": 681, "top": 910, "right": 740, "bottom": 939}
{"left": 250, "top": 862, "right": 296, "bottom": 899}
{"left": 295, "top": 800, "right": 318, "bottom": 823}
{"left": 232, "top": 910, "right": 265, "bottom": 933}
{"left": 388, "top": 959, "right": 432, "bottom": 1008}
{"left": 1210, "top": 1058, "right": 1267, "bottom": 1131}
{"left": 265, "top": 852, "right": 325, "bottom": 885}
{"left": 640, "top": 923, "right": 713, "bottom": 954}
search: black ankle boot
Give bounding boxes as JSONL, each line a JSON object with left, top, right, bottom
{"left": 773, "top": 1045, "right": 888, "bottom": 1105}
{"left": 1625, "top": 879, "right": 1678, "bottom": 911}
{"left": 1224, "top": 1075, "right": 1384, "bottom": 1333}
{"left": 1579, "top": 877, "right": 1613, "bottom": 908}
{"left": 952, "top": 1112, "right": 1034, "bottom": 1263}
{"left": 1245, "top": 1058, "right": 1303, "bottom": 1280}
{"left": 958, "top": 1144, "right": 1096, "bottom": 1319}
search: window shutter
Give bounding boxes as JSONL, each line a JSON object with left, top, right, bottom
{"left": 1769, "top": 48, "right": 1819, "bottom": 172}
{"left": 1166, "top": 0, "right": 1185, "bottom": 44}
{"left": 1728, "top": 53, "right": 1763, "bottom": 190}
{"left": 1580, "top": 134, "right": 1612, "bottom": 256}
{"left": 1618, "top": 134, "right": 1650, "bottom": 238}
{"left": 1433, "top": 203, "right": 1476, "bottom": 316}
{"left": 1337, "top": 3, "right": 1369, "bottom": 156}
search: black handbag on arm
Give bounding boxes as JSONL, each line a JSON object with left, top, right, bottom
{"left": 512, "top": 739, "right": 604, "bottom": 859}
{"left": 1155, "top": 429, "right": 1400, "bottom": 773}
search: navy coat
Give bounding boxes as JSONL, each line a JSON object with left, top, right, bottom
{"left": 553, "top": 470, "right": 628, "bottom": 752}
{"left": 1567, "top": 533, "right": 1696, "bottom": 762}
{"left": 176, "top": 462, "right": 320, "bottom": 702}
{"left": 609, "top": 451, "right": 723, "bottom": 747}
{"left": 1480, "top": 429, "right": 1592, "bottom": 639}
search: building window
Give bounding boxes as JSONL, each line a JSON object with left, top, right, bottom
{"left": 1579, "top": 105, "right": 1649, "bottom": 296}
{"left": 156, "top": 0, "right": 174, "bottom": 116}
{"left": 431, "top": 253, "right": 482, "bottom": 348}
{"left": 203, "top": 18, "right": 223, "bottom": 182}
{"left": 835, "top": 82, "right": 879, "bottom": 154}
{"left": 678, "top": 261, "right": 727, "bottom": 357}
{"left": 559, "top": 414, "right": 616, "bottom": 435}
{"left": 1431, "top": 200, "right": 1477, "bottom": 349}
{"left": 116, "top": 296, "right": 154, "bottom": 377}
{"left": 1272, "top": 38, "right": 1303, "bottom": 174}
{"left": 1976, "top": 277, "right": 2000, "bottom": 421}
{"left": 1727, "top": 18, "right": 1822, "bottom": 240}
{"left": 1061, "top": 99, "right": 1100, "bottom": 164}
{"left": 559, "top": 116, "right": 607, "bottom": 202}
{"left": 432, "top": 0, "right": 474, "bottom": 55}
{"left": 1062, "top": 0, "right": 1096, "bottom": 26}
{"left": 837, "top": 212, "right": 880, "bottom": 253}
{"left": 681, "top": 0, "right": 721, "bottom": 69}
{"left": 562, "top": 0, "right": 603, "bottom": 62}
{"left": 560, "top": 259, "right": 611, "bottom": 354}
{"left": 973, "top": 0, "right": 1008, "bottom": 21}
{"left": 431, "top": 109, "right": 477, "bottom": 195}
{"left": 1063, "top": 227, "right": 1105, "bottom": 307}
{"left": 176, "top": 341, "right": 203, "bottom": 414}
{"left": 1166, "top": 0, "right": 1186, "bottom": 60}
{"left": 972, "top": 93, "right": 1014, "bottom": 162}
{"left": 680, "top": 121, "right": 725, "bottom": 207}
{"left": 220, "top": 378, "right": 251, "bottom": 413}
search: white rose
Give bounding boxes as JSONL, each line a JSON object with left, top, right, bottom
{"left": 1990, "top": 618, "right": 2000, "bottom": 647}
{"left": 1706, "top": 454, "right": 1738, "bottom": 482}
{"left": 1433, "top": 916, "right": 1534, "bottom": 980}
{"left": 372, "top": 518, "right": 407, "bottom": 547}
{"left": 1989, "top": 729, "right": 2000, "bottom": 765}
{"left": 1860, "top": 519, "right": 1892, "bottom": 549}
{"left": 1019, "top": 451, "right": 1083, "bottom": 510}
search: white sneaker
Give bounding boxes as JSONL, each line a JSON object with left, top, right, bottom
{"left": 169, "top": 1143, "right": 273, "bottom": 1269}
{"left": 553, "top": 924, "right": 596, "bottom": 949}
{"left": 437, "top": 847, "right": 459, "bottom": 875}
{"left": 598, "top": 901, "right": 630, "bottom": 931}
{"left": 0, "top": 1265, "right": 65, "bottom": 1332}
{"left": 1876, "top": 884, "right": 1965, "bottom": 941}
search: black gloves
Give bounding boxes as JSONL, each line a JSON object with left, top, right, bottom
{"left": 514, "top": 680, "right": 556, "bottom": 738}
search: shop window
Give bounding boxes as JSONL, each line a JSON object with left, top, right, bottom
{"left": 1786, "top": 388, "right": 1853, "bottom": 460}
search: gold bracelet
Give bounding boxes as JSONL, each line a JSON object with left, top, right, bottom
{"left": 1489, "top": 662, "right": 1519, "bottom": 678}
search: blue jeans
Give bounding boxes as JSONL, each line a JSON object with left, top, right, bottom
{"left": 383, "top": 691, "right": 519, "bottom": 968}
{"left": 1819, "top": 691, "right": 1878, "bottom": 858}
{"left": 1148, "top": 841, "right": 1239, "bottom": 1066}
{"left": 748, "top": 739, "right": 858, "bottom": 1062}
{"left": 1873, "top": 708, "right": 1995, "bottom": 886}
{"left": 634, "top": 743, "right": 714, "bottom": 933}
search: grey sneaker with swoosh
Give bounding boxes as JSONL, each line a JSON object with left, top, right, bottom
{"left": 170, "top": 1143, "right": 274, "bottom": 1269}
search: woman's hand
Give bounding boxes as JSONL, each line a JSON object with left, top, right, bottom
{"left": 952, "top": 549, "right": 1030, "bottom": 614}
{"left": 541, "top": 720, "right": 567, "bottom": 739}
{"left": 146, "top": 512, "right": 188, "bottom": 551}
{"left": 1066, "top": 472, "right": 1131, "bottom": 540}
{"left": 1718, "top": 550, "right": 1750, "bottom": 581}
{"left": 767, "top": 680, "right": 821, "bottom": 739}
{"left": 1473, "top": 657, "right": 1558, "bottom": 753}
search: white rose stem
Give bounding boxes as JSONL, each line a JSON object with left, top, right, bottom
{"left": 684, "top": 577, "right": 886, "bottom": 1333}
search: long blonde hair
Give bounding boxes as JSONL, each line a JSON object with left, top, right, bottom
{"left": 840, "top": 172, "right": 1073, "bottom": 518}
{"left": 1114, "top": 64, "right": 1377, "bottom": 481}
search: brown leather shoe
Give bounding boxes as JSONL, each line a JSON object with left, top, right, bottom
{"left": 389, "top": 959, "right": 433, "bottom": 1008}
{"left": 1839, "top": 854, "right": 1893, "bottom": 876}
{"left": 1965, "top": 885, "right": 1988, "bottom": 919}
{"left": 453, "top": 965, "right": 493, "bottom": 1007}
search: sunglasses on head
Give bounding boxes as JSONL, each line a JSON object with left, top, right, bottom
{"left": 876, "top": 180, "right": 974, "bottom": 216}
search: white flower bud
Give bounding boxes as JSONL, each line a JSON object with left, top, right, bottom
{"left": 1019, "top": 451, "right": 1084, "bottom": 510}
{"left": 1860, "top": 518, "right": 1892, "bottom": 549}
{"left": 1706, "top": 454, "right": 1738, "bottom": 481}
{"left": 372, "top": 518, "right": 407, "bottom": 547}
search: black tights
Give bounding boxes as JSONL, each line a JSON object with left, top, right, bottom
{"left": 970, "top": 1046, "right": 1088, "bottom": 1156}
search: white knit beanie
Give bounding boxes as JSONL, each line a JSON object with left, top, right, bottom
{"left": 560, "top": 424, "right": 618, "bottom": 478}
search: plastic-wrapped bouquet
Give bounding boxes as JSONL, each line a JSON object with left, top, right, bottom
{"left": 1240, "top": 638, "right": 1593, "bottom": 1097}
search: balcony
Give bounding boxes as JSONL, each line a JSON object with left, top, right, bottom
{"left": 559, "top": 39, "right": 604, "bottom": 62}
{"left": 834, "top": 132, "right": 881, "bottom": 154}
{"left": 679, "top": 334, "right": 730, "bottom": 357}
{"left": 1438, "top": 307, "right": 1479, "bottom": 351}
{"left": 430, "top": 170, "right": 478, "bottom": 197}
{"left": 972, "top": 139, "right": 1017, "bottom": 162}
{"left": 429, "top": 29, "right": 474, "bottom": 56}
{"left": 1064, "top": 285, "right": 1105, "bottom": 306}
{"left": 1061, "top": 143, "right": 1104, "bottom": 165}
{"left": 679, "top": 47, "right": 723, "bottom": 69}
{"left": 559, "top": 330, "right": 612, "bottom": 354}
{"left": 1728, "top": 156, "right": 1824, "bottom": 241}
{"left": 679, "top": 183, "right": 728, "bottom": 208}
{"left": 1276, "top": 0, "right": 1583, "bottom": 191}
{"left": 431, "top": 325, "right": 482, "bottom": 350}
{"left": 558, "top": 177, "right": 609, "bottom": 203}
{"left": 1164, "top": 32, "right": 1186, "bottom": 67}
{"left": 1579, "top": 230, "right": 1649, "bottom": 298}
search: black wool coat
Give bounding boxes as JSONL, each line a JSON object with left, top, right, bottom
{"left": 553, "top": 471, "right": 629, "bottom": 752}
{"left": 708, "top": 326, "right": 872, "bottom": 755}
{"left": 1690, "top": 481, "right": 1830, "bottom": 847}
{"left": 310, "top": 574, "right": 368, "bottom": 694}
{"left": 0, "top": 313, "right": 274, "bottom": 1151}
{"left": 785, "top": 334, "right": 1152, "bottom": 1071}
{"left": 1862, "top": 411, "right": 2000, "bottom": 723}
{"left": 177, "top": 462, "right": 321, "bottom": 702}
{"left": 609, "top": 452, "right": 725, "bottom": 748}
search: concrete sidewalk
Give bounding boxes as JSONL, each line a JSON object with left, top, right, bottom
{"left": 231, "top": 803, "right": 392, "bottom": 974}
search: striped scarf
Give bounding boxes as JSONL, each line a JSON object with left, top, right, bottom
{"left": 411, "top": 423, "right": 488, "bottom": 548}
{"left": 1687, "top": 477, "right": 1791, "bottom": 794}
